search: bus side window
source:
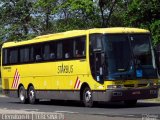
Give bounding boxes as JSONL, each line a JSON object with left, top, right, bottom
{"left": 43, "top": 44, "right": 50, "bottom": 60}
{"left": 65, "top": 53, "right": 70, "bottom": 58}
{"left": 9, "top": 49, "right": 18, "bottom": 64}
{"left": 50, "top": 53, "right": 55, "bottom": 59}
{"left": 20, "top": 47, "right": 30, "bottom": 63}
{"left": 49, "top": 42, "right": 57, "bottom": 60}
{"left": 36, "top": 55, "right": 42, "bottom": 61}
{"left": 57, "top": 42, "right": 62, "bottom": 59}
{"left": 34, "top": 44, "right": 43, "bottom": 62}
{"left": 62, "top": 39, "right": 74, "bottom": 59}
{"left": 75, "top": 50, "right": 81, "bottom": 57}
{"left": 3, "top": 49, "right": 8, "bottom": 65}
{"left": 74, "top": 37, "right": 86, "bottom": 58}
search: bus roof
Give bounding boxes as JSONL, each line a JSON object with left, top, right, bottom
{"left": 89, "top": 27, "right": 150, "bottom": 34}
{"left": 2, "top": 27, "right": 150, "bottom": 48}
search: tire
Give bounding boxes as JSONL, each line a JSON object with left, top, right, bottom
{"left": 28, "top": 86, "right": 38, "bottom": 104}
{"left": 82, "top": 87, "right": 93, "bottom": 107}
{"left": 124, "top": 100, "right": 137, "bottom": 107}
{"left": 19, "top": 86, "right": 28, "bottom": 104}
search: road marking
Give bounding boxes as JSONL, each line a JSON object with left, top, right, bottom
{"left": 55, "top": 111, "right": 79, "bottom": 114}
{"left": 125, "top": 115, "right": 135, "bottom": 117}
{"left": 20, "top": 109, "right": 39, "bottom": 111}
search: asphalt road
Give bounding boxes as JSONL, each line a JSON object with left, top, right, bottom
{"left": 0, "top": 96, "right": 160, "bottom": 120}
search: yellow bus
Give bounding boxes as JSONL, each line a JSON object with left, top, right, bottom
{"left": 1, "top": 28, "right": 159, "bottom": 107}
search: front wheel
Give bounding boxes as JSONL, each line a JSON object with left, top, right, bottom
{"left": 82, "top": 87, "right": 93, "bottom": 107}
{"left": 28, "top": 86, "right": 38, "bottom": 104}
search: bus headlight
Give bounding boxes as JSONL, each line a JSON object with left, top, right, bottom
{"left": 107, "top": 85, "right": 123, "bottom": 89}
{"left": 149, "top": 83, "right": 158, "bottom": 87}
{"left": 153, "top": 83, "right": 157, "bottom": 86}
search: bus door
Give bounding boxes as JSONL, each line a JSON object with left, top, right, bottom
{"left": 90, "top": 34, "right": 107, "bottom": 84}
{"left": 92, "top": 51, "right": 105, "bottom": 84}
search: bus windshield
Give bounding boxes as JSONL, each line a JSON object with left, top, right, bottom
{"left": 106, "top": 34, "right": 131, "bottom": 73}
{"left": 104, "top": 34, "right": 156, "bottom": 80}
{"left": 130, "top": 34, "right": 152, "bottom": 65}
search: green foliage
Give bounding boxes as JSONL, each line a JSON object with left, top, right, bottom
{"left": 150, "top": 20, "right": 160, "bottom": 46}
{"left": 0, "top": 0, "right": 159, "bottom": 46}
{"left": 124, "top": 0, "right": 160, "bottom": 46}
{"left": 125, "top": 0, "right": 157, "bottom": 26}
{"left": 124, "top": 0, "right": 160, "bottom": 45}
{"left": 0, "top": 0, "right": 37, "bottom": 41}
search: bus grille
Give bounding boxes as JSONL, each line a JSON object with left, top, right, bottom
{"left": 124, "top": 84, "right": 148, "bottom": 88}
{"left": 124, "top": 84, "right": 134, "bottom": 88}
{"left": 137, "top": 84, "right": 148, "bottom": 87}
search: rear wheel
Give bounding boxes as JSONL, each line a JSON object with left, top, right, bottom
{"left": 19, "top": 86, "right": 28, "bottom": 104}
{"left": 28, "top": 86, "right": 38, "bottom": 104}
{"left": 82, "top": 87, "right": 93, "bottom": 107}
{"left": 124, "top": 100, "right": 137, "bottom": 106}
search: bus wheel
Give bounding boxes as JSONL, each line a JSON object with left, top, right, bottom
{"left": 83, "top": 87, "right": 93, "bottom": 107}
{"left": 28, "top": 86, "right": 37, "bottom": 104}
{"left": 124, "top": 100, "right": 137, "bottom": 106}
{"left": 19, "top": 86, "right": 28, "bottom": 104}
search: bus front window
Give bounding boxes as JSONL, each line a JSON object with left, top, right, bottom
{"left": 105, "top": 35, "right": 133, "bottom": 80}
{"left": 130, "top": 34, "right": 152, "bottom": 66}
{"left": 104, "top": 34, "right": 157, "bottom": 80}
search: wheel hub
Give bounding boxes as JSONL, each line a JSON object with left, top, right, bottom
{"left": 85, "top": 90, "right": 91, "bottom": 102}
{"left": 20, "top": 92, "right": 25, "bottom": 101}
{"left": 29, "top": 90, "right": 34, "bottom": 99}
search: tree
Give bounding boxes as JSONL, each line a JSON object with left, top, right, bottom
{"left": 0, "top": 0, "right": 159, "bottom": 45}
{"left": 124, "top": 0, "right": 160, "bottom": 46}
{"left": 0, "top": 0, "right": 36, "bottom": 41}
{"left": 98, "top": 0, "right": 119, "bottom": 27}
{"left": 52, "top": 0, "right": 100, "bottom": 30}
{"left": 35, "top": 0, "right": 58, "bottom": 34}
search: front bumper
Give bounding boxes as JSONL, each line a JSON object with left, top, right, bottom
{"left": 92, "top": 87, "right": 158, "bottom": 102}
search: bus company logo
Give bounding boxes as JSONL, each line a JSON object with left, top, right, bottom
{"left": 12, "top": 69, "right": 20, "bottom": 89}
{"left": 74, "top": 77, "right": 81, "bottom": 89}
